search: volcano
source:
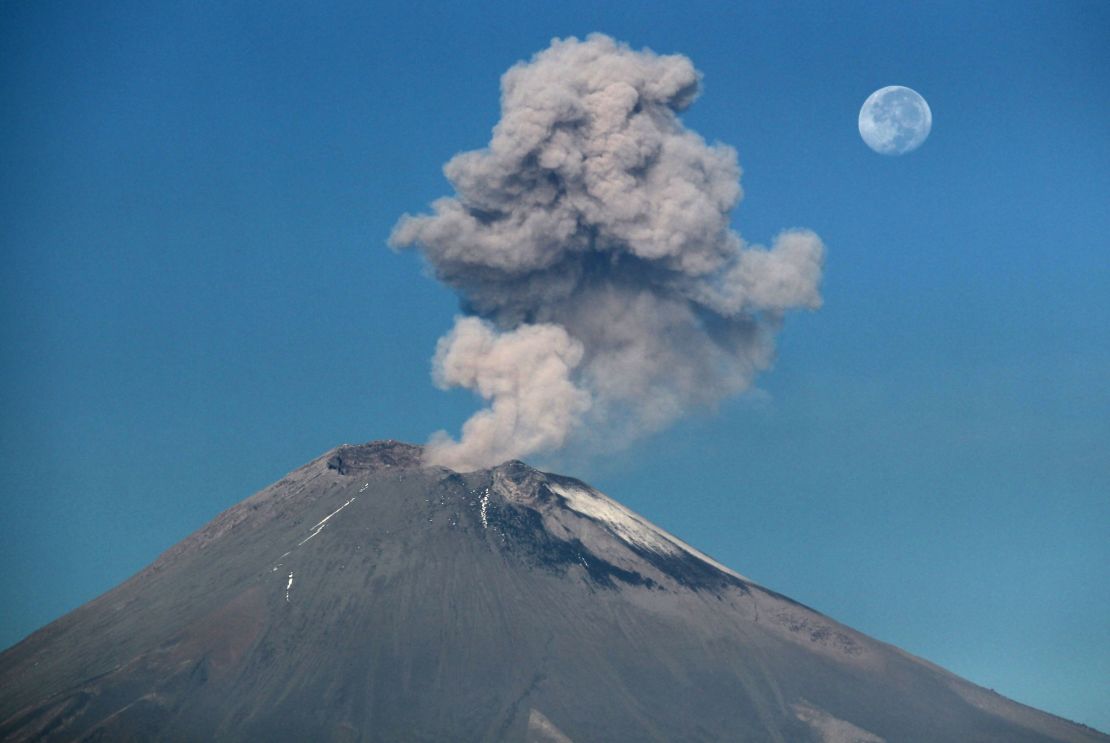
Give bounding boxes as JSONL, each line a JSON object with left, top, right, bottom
{"left": 0, "top": 441, "right": 1104, "bottom": 742}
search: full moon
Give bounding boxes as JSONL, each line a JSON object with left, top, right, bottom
{"left": 858, "top": 86, "right": 932, "bottom": 155}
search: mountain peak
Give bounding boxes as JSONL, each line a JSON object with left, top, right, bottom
{"left": 325, "top": 440, "right": 424, "bottom": 474}
{"left": 1, "top": 444, "right": 1104, "bottom": 742}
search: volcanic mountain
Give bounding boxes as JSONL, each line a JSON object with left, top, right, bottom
{"left": 1, "top": 441, "right": 1104, "bottom": 742}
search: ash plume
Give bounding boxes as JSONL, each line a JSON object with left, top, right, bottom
{"left": 391, "top": 34, "right": 824, "bottom": 471}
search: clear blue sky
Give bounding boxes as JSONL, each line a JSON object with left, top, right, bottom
{"left": 2, "top": 0, "right": 1107, "bottom": 731}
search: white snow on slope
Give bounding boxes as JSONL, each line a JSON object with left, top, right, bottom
{"left": 546, "top": 481, "right": 750, "bottom": 583}
{"left": 793, "top": 701, "right": 885, "bottom": 743}
{"left": 285, "top": 571, "right": 294, "bottom": 602}
{"left": 298, "top": 497, "right": 357, "bottom": 546}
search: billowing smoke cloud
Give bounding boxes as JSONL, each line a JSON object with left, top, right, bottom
{"left": 391, "top": 34, "right": 824, "bottom": 471}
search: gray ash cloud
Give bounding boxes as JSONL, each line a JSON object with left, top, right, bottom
{"left": 391, "top": 34, "right": 824, "bottom": 470}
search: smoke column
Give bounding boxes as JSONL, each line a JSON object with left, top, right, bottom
{"left": 391, "top": 34, "right": 824, "bottom": 470}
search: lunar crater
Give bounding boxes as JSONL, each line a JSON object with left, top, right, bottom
{"left": 858, "top": 85, "right": 932, "bottom": 155}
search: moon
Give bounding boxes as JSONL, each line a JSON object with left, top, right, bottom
{"left": 858, "top": 86, "right": 932, "bottom": 155}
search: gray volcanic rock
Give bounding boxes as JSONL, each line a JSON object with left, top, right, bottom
{"left": 0, "top": 441, "right": 1104, "bottom": 742}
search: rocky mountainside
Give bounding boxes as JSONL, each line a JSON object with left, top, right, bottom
{"left": 1, "top": 441, "right": 1104, "bottom": 742}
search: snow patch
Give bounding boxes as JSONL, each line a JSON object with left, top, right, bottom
{"left": 793, "top": 700, "right": 885, "bottom": 742}
{"left": 298, "top": 497, "right": 357, "bottom": 546}
{"left": 285, "top": 571, "right": 294, "bottom": 602}
{"left": 527, "top": 708, "right": 574, "bottom": 743}
{"left": 479, "top": 488, "right": 490, "bottom": 529}
{"left": 546, "top": 481, "right": 750, "bottom": 583}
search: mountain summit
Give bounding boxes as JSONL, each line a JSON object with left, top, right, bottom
{"left": 1, "top": 441, "right": 1104, "bottom": 742}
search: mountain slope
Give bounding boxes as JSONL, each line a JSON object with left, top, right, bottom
{"left": 1, "top": 441, "right": 1104, "bottom": 742}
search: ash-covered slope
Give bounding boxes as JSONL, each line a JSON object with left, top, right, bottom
{"left": 0, "top": 442, "right": 1104, "bottom": 742}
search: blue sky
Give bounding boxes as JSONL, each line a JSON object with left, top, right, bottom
{"left": 2, "top": 0, "right": 1107, "bottom": 731}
